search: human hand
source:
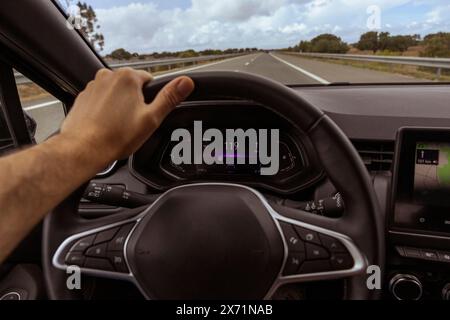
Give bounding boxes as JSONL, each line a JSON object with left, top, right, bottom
{"left": 61, "top": 68, "right": 194, "bottom": 165}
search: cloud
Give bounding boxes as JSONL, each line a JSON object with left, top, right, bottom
{"left": 427, "top": 4, "right": 450, "bottom": 24}
{"left": 189, "top": 0, "right": 287, "bottom": 22}
{"left": 93, "top": 0, "right": 450, "bottom": 53}
{"left": 279, "top": 23, "right": 307, "bottom": 34}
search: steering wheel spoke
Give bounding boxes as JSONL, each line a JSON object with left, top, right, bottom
{"left": 265, "top": 205, "right": 367, "bottom": 298}
{"left": 52, "top": 215, "right": 141, "bottom": 282}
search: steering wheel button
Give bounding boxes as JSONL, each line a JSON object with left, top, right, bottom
{"left": 85, "top": 243, "right": 107, "bottom": 258}
{"left": 65, "top": 252, "right": 85, "bottom": 266}
{"left": 319, "top": 234, "right": 347, "bottom": 253}
{"left": 306, "top": 243, "right": 329, "bottom": 260}
{"left": 283, "top": 253, "right": 305, "bottom": 276}
{"left": 108, "top": 252, "right": 129, "bottom": 273}
{"left": 85, "top": 258, "right": 114, "bottom": 271}
{"left": 299, "top": 260, "right": 331, "bottom": 274}
{"left": 94, "top": 227, "right": 119, "bottom": 245}
{"left": 108, "top": 223, "right": 135, "bottom": 251}
{"left": 70, "top": 235, "right": 95, "bottom": 252}
{"left": 330, "top": 254, "right": 354, "bottom": 270}
{"left": 279, "top": 223, "right": 305, "bottom": 252}
{"left": 294, "top": 226, "right": 321, "bottom": 245}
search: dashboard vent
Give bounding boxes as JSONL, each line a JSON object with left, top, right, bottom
{"left": 352, "top": 140, "right": 395, "bottom": 172}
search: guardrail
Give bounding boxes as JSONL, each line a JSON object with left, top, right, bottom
{"left": 283, "top": 52, "right": 450, "bottom": 78}
{"left": 15, "top": 53, "right": 246, "bottom": 85}
{"left": 109, "top": 53, "right": 243, "bottom": 70}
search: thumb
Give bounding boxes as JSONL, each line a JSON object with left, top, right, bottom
{"left": 146, "top": 76, "right": 195, "bottom": 125}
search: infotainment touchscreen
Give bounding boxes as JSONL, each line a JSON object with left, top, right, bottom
{"left": 414, "top": 142, "right": 450, "bottom": 206}
{"left": 391, "top": 128, "right": 450, "bottom": 234}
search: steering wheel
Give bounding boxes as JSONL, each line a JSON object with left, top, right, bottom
{"left": 43, "top": 71, "right": 384, "bottom": 300}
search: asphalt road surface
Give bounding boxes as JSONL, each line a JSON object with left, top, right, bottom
{"left": 187, "top": 52, "right": 426, "bottom": 84}
{"left": 21, "top": 52, "right": 428, "bottom": 143}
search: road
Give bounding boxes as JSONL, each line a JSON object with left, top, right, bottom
{"left": 21, "top": 52, "right": 427, "bottom": 142}
{"left": 189, "top": 52, "right": 426, "bottom": 84}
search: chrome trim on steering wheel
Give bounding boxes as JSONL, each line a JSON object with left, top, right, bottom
{"left": 52, "top": 183, "right": 367, "bottom": 300}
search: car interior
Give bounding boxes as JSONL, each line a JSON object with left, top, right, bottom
{"left": 1, "top": 1, "right": 450, "bottom": 301}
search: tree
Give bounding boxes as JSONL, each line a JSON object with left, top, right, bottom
{"left": 309, "top": 34, "right": 349, "bottom": 53}
{"left": 387, "top": 35, "right": 419, "bottom": 52}
{"left": 296, "top": 35, "right": 348, "bottom": 53}
{"left": 76, "top": 2, "right": 105, "bottom": 51}
{"left": 109, "top": 48, "right": 133, "bottom": 60}
{"left": 178, "top": 50, "right": 199, "bottom": 58}
{"left": 378, "top": 32, "right": 390, "bottom": 51}
{"left": 356, "top": 31, "right": 379, "bottom": 52}
{"left": 357, "top": 32, "right": 419, "bottom": 53}
{"left": 422, "top": 32, "right": 450, "bottom": 58}
{"left": 298, "top": 40, "right": 312, "bottom": 52}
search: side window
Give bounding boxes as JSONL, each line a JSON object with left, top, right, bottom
{"left": 15, "top": 72, "right": 66, "bottom": 143}
{"left": 0, "top": 106, "right": 15, "bottom": 155}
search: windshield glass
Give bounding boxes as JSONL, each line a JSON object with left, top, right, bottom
{"left": 59, "top": 0, "right": 450, "bottom": 85}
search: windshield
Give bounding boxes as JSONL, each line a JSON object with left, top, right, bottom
{"left": 60, "top": 0, "right": 450, "bottom": 85}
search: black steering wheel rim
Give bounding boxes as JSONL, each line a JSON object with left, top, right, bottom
{"left": 43, "top": 71, "right": 384, "bottom": 300}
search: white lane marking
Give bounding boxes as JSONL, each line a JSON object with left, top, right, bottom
{"left": 252, "top": 53, "right": 262, "bottom": 63}
{"left": 269, "top": 53, "right": 330, "bottom": 84}
{"left": 245, "top": 62, "right": 250, "bottom": 66}
{"left": 23, "top": 55, "right": 254, "bottom": 111}
{"left": 155, "top": 54, "right": 253, "bottom": 79}
{"left": 23, "top": 100, "right": 60, "bottom": 111}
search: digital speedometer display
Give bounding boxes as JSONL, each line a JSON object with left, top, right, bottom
{"left": 160, "top": 131, "right": 303, "bottom": 180}
{"left": 130, "top": 103, "right": 325, "bottom": 194}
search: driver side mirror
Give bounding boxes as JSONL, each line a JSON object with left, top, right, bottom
{"left": 23, "top": 111, "right": 37, "bottom": 142}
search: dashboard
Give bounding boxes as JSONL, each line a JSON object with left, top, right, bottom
{"left": 387, "top": 127, "right": 450, "bottom": 300}
{"left": 8, "top": 83, "right": 450, "bottom": 300}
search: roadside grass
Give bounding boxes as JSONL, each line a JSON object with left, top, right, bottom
{"left": 287, "top": 45, "right": 450, "bottom": 82}
{"left": 325, "top": 58, "right": 450, "bottom": 81}
{"left": 298, "top": 46, "right": 450, "bottom": 82}
{"left": 303, "top": 56, "right": 450, "bottom": 82}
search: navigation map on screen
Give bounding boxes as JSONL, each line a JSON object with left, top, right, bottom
{"left": 414, "top": 142, "right": 450, "bottom": 205}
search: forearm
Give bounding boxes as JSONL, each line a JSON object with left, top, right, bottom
{"left": 0, "top": 70, "right": 194, "bottom": 264}
{"left": 0, "top": 134, "right": 107, "bottom": 262}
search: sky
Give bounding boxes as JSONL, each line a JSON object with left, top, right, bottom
{"left": 62, "top": 0, "right": 450, "bottom": 54}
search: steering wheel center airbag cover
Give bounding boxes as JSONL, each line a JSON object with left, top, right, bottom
{"left": 126, "top": 184, "right": 284, "bottom": 299}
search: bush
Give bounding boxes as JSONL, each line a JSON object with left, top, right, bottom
{"left": 356, "top": 32, "right": 419, "bottom": 53}
{"left": 178, "top": 50, "right": 199, "bottom": 58}
{"left": 109, "top": 48, "right": 133, "bottom": 60}
{"left": 422, "top": 32, "right": 450, "bottom": 58}
{"left": 356, "top": 31, "right": 379, "bottom": 52}
{"left": 297, "top": 34, "right": 348, "bottom": 53}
